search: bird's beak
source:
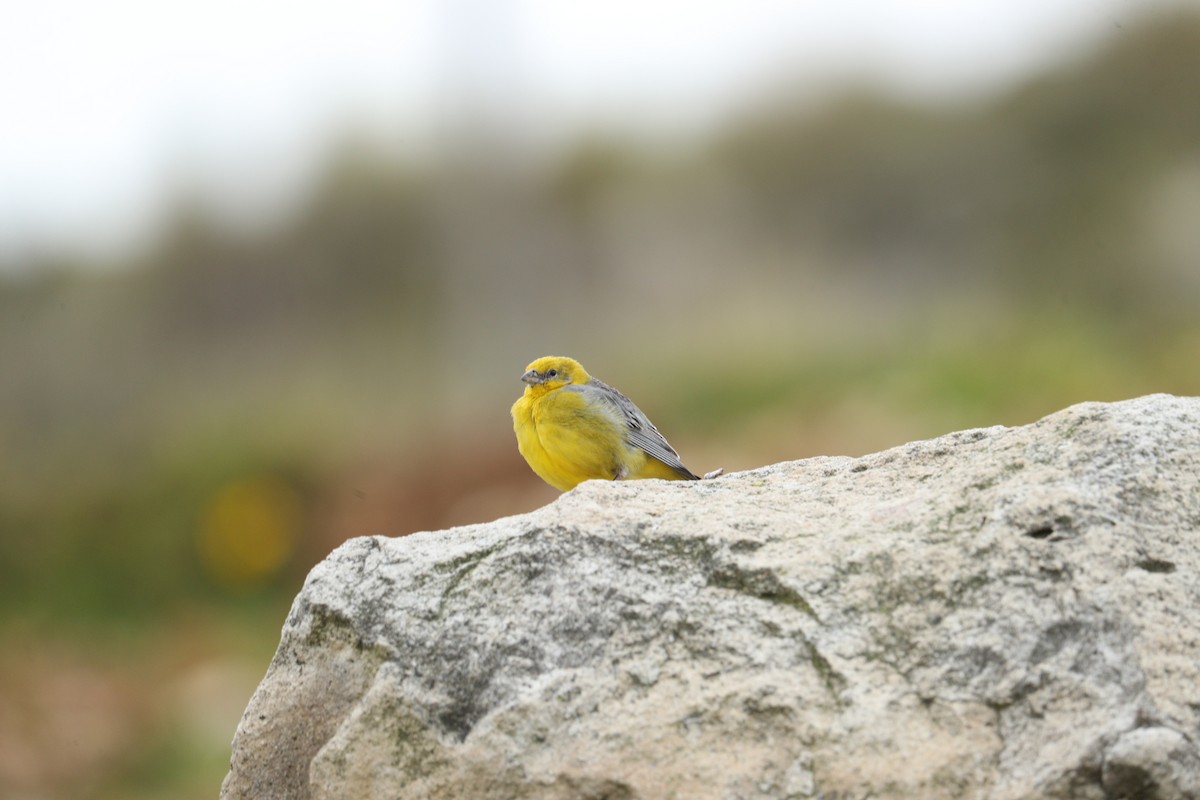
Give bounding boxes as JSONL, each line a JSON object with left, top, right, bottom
{"left": 521, "top": 369, "right": 543, "bottom": 385}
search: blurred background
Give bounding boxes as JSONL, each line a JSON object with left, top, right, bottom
{"left": 3, "top": 0, "right": 1200, "bottom": 797}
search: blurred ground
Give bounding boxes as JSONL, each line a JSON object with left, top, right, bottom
{"left": 2, "top": 11, "right": 1200, "bottom": 799}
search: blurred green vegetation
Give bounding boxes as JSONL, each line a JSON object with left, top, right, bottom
{"left": 2, "top": 11, "right": 1200, "bottom": 799}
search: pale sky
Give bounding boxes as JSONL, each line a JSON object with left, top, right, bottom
{"left": 0, "top": 0, "right": 1186, "bottom": 265}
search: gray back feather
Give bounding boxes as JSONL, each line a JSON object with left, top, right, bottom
{"left": 568, "top": 379, "right": 698, "bottom": 480}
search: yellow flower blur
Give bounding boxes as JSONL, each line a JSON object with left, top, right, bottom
{"left": 197, "top": 475, "right": 301, "bottom": 588}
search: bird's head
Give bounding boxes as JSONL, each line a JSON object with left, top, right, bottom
{"left": 520, "top": 356, "right": 590, "bottom": 393}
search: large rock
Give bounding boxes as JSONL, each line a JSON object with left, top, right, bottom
{"left": 222, "top": 394, "right": 1200, "bottom": 800}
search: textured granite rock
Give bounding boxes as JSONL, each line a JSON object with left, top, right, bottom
{"left": 223, "top": 394, "right": 1200, "bottom": 800}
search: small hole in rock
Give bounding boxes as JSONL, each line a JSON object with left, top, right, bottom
{"left": 1025, "top": 526, "right": 1054, "bottom": 540}
{"left": 1136, "top": 558, "right": 1175, "bottom": 574}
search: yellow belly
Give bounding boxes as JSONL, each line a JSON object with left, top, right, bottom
{"left": 512, "top": 389, "right": 630, "bottom": 491}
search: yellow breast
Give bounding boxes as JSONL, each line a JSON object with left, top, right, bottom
{"left": 511, "top": 387, "right": 630, "bottom": 491}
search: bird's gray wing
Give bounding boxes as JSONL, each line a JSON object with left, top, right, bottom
{"left": 570, "top": 379, "right": 698, "bottom": 480}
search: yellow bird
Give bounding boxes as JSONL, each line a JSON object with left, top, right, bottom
{"left": 511, "top": 356, "right": 701, "bottom": 491}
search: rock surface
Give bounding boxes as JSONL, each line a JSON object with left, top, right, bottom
{"left": 222, "top": 394, "right": 1200, "bottom": 800}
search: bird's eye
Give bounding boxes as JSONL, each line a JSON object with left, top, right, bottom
{"left": 547, "top": 369, "right": 558, "bottom": 378}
